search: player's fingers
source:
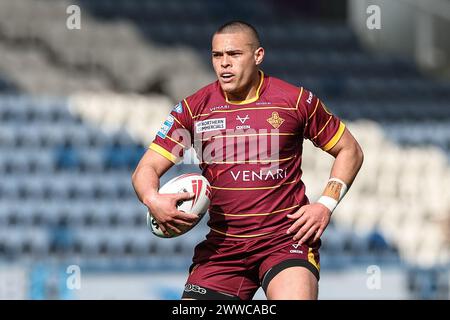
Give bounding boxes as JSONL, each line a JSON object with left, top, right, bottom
{"left": 157, "top": 222, "right": 170, "bottom": 237}
{"left": 165, "top": 222, "right": 182, "bottom": 234}
{"left": 293, "top": 222, "right": 313, "bottom": 241}
{"left": 286, "top": 212, "right": 300, "bottom": 219}
{"left": 172, "top": 218, "right": 193, "bottom": 227}
{"left": 286, "top": 206, "right": 306, "bottom": 219}
{"left": 176, "top": 211, "right": 199, "bottom": 222}
{"left": 286, "top": 215, "right": 307, "bottom": 234}
{"left": 298, "top": 226, "right": 318, "bottom": 245}
{"left": 174, "top": 192, "right": 195, "bottom": 201}
{"left": 312, "top": 228, "right": 324, "bottom": 243}
{"left": 287, "top": 217, "right": 307, "bottom": 234}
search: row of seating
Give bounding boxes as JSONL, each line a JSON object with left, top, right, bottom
{"left": 0, "top": 173, "right": 136, "bottom": 199}
{"left": 0, "top": 146, "right": 143, "bottom": 173}
{"left": 0, "top": 197, "right": 146, "bottom": 226}
{"left": 0, "top": 0, "right": 212, "bottom": 99}
{"left": 0, "top": 42, "right": 111, "bottom": 95}
{"left": 383, "top": 123, "right": 450, "bottom": 148}
{"left": 0, "top": 222, "right": 395, "bottom": 260}
{"left": 330, "top": 101, "right": 450, "bottom": 121}
{"left": 1, "top": 0, "right": 437, "bottom": 104}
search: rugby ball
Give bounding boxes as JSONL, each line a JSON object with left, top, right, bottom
{"left": 147, "top": 173, "right": 211, "bottom": 238}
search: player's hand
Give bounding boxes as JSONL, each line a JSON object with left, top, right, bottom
{"left": 286, "top": 203, "right": 331, "bottom": 245}
{"left": 145, "top": 192, "right": 198, "bottom": 236}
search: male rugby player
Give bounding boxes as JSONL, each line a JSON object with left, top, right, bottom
{"left": 132, "top": 21, "right": 363, "bottom": 300}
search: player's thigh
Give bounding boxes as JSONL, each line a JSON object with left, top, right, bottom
{"left": 257, "top": 236, "right": 321, "bottom": 300}
{"left": 266, "top": 266, "right": 318, "bottom": 300}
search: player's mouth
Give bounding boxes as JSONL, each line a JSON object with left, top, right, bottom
{"left": 220, "top": 73, "right": 235, "bottom": 83}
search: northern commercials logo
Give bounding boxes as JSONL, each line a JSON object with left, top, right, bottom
{"left": 195, "top": 118, "right": 226, "bottom": 133}
{"left": 184, "top": 283, "right": 207, "bottom": 295}
{"left": 289, "top": 243, "right": 303, "bottom": 254}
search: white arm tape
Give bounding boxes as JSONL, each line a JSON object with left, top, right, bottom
{"left": 317, "top": 178, "right": 348, "bottom": 213}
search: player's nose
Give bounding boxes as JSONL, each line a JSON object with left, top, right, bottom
{"left": 221, "top": 55, "right": 231, "bottom": 68}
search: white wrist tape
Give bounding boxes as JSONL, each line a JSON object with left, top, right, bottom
{"left": 317, "top": 178, "right": 348, "bottom": 213}
{"left": 317, "top": 196, "right": 338, "bottom": 212}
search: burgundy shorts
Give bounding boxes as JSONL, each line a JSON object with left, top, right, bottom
{"left": 182, "top": 231, "right": 321, "bottom": 300}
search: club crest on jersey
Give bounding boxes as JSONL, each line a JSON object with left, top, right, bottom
{"left": 267, "top": 111, "right": 284, "bottom": 129}
{"left": 157, "top": 114, "right": 174, "bottom": 139}
{"left": 172, "top": 102, "right": 183, "bottom": 114}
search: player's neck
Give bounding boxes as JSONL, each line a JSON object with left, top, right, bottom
{"left": 225, "top": 70, "right": 262, "bottom": 103}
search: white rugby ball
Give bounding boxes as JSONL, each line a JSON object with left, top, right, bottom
{"left": 147, "top": 173, "right": 211, "bottom": 238}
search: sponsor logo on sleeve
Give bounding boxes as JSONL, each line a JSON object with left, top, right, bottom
{"left": 157, "top": 114, "right": 175, "bottom": 139}
{"left": 173, "top": 102, "right": 183, "bottom": 114}
{"left": 306, "top": 91, "right": 313, "bottom": 104}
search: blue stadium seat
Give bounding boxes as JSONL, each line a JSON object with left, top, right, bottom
{"left": 54, "top": 143, "right": 81, "bottom": 170}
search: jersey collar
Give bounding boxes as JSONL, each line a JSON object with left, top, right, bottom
{"left": 224, "top": 70, "right": 265, "bottom": 105}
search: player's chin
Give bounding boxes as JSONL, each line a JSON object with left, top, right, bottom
{"left": 220, "top": 83, "right": 237, "bottom": 95}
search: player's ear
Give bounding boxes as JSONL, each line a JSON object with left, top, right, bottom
{"left": 254, "top": 47, "right": 264, "bottom": 66}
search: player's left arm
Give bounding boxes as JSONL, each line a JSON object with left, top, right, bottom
{"left": 287, "top": 127, "right": 364, "bottom": 245}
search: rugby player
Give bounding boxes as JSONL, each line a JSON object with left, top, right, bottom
{"left": 132, "top": 21, "right": 364, "bottom": 300}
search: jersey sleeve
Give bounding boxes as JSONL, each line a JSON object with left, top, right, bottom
{"left": 149, "top": 100, "right": 193, "bottom": 163}
{"left": 300, "top": 88, "right": 346, "bottom": 151}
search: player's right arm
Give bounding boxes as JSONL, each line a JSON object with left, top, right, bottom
{"left": 132, "top": 148, "right": 198, "bottom": 236}
{"left": 131, "top": 100, "right": 198, "bottom": 236}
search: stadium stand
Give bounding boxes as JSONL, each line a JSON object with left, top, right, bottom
{"left": 0, "top": 0, "right": 449, "bottom": 299}
{"left": 0, "top": 0, "right": 214, "bottom": 98}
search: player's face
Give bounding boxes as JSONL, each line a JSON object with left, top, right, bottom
{"left": 212, "top": 32, "right": 264, "bottom": 99}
